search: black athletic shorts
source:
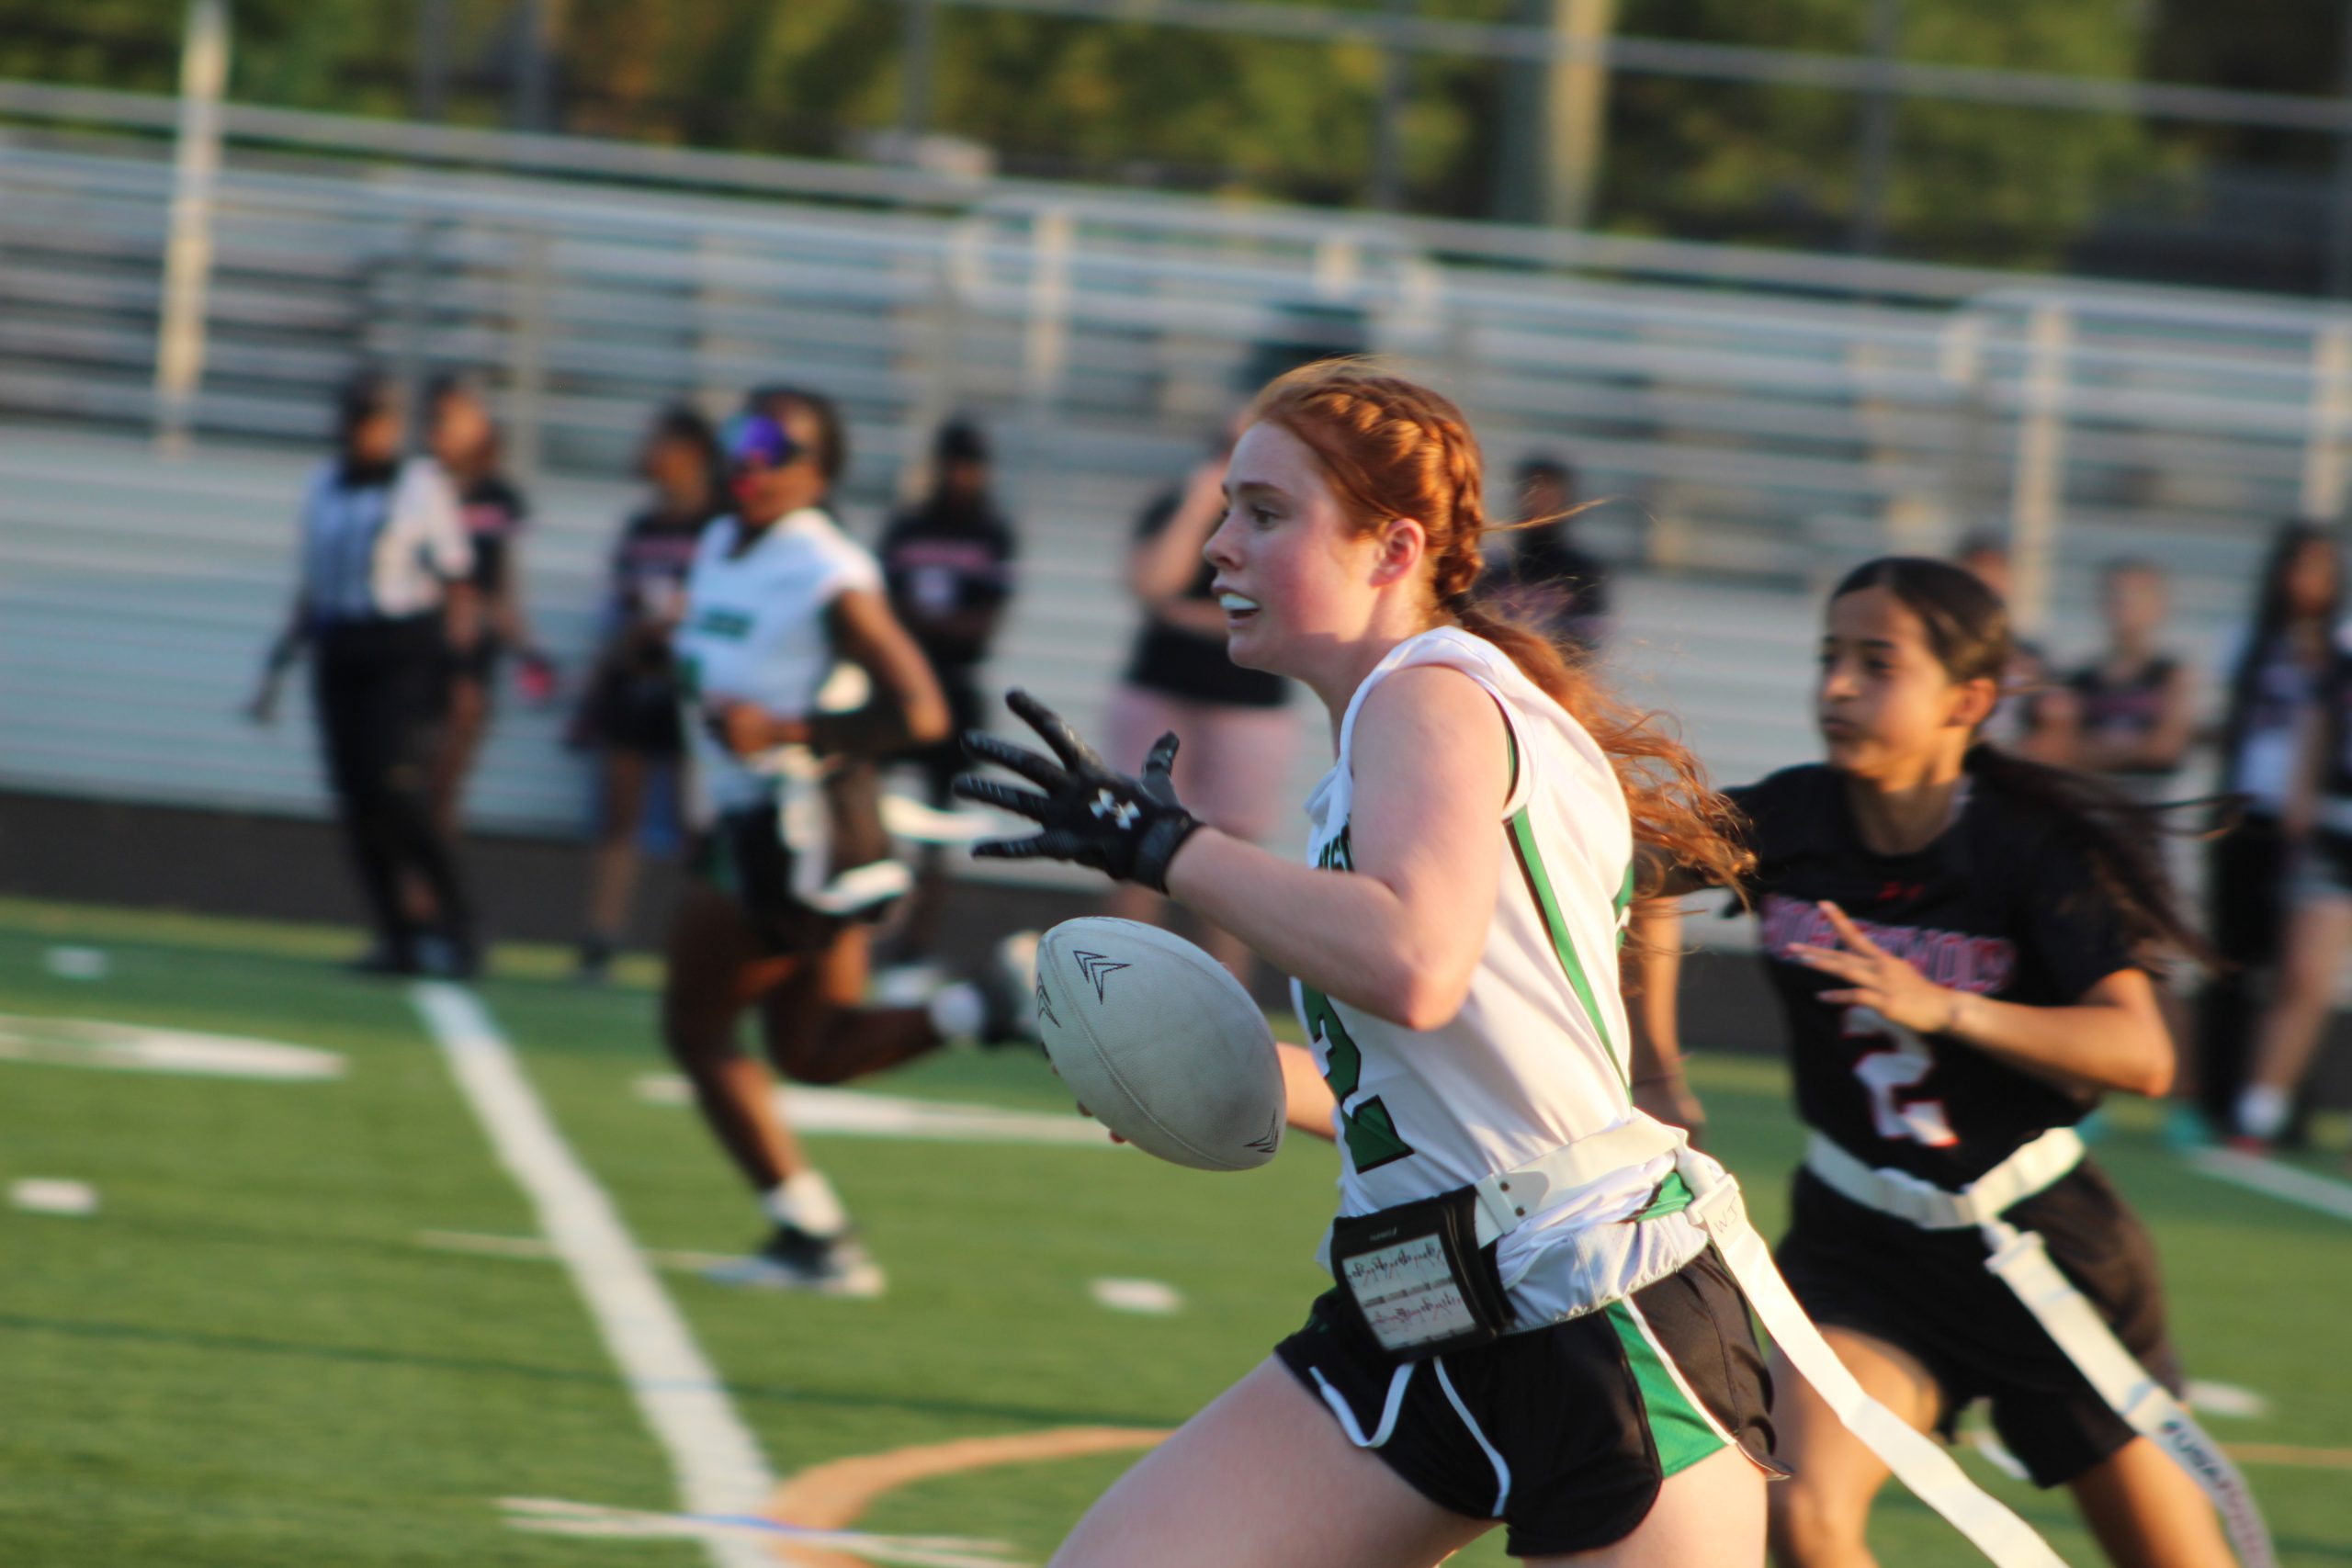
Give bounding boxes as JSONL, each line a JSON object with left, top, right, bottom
{"left": 690, "top": 807, "right": 846, "bottom": 957}
{"left": 1275, "top": 1245, "right": 1774, "bottom": 1558}
{"left": 1777, "top": 1159, "right": 2182, "bottom": 1488}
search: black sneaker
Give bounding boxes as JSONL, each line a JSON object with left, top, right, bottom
{"left": 346, "top": 938, "right": 420, "bottom": 977}
{"left": 703, "top": 1225, "right": 886, "bottom": 1298}
{"left": 977, "top": 931, "right": 1042, "bottom": 1047}
{"left": 575, "top": 936, "right": 614, "bottom": 986}
{"left": 415, "top": 932, "right": 481, "bottom": 982}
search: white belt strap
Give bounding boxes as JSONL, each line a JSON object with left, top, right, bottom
{"left": 1671, "top": 1141, "right": 2070, "bottom": 1568}
{"left": 1981, "top": 1221, "right": 2272, "bottom": 1566}
{"left": 1804, "top": 1128, "right": 2085, "bottom": 1231}
{"left": 1469, "top": 1115, "right": 1686, "bottom": 1246}
{"left": 1804, "top": 1134, "right": 2275, "bottom": 1568}
{"left": 763, "top": 745, "right": 914, "bottom": 916}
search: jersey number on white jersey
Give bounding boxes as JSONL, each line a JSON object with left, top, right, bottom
{"left": 1302, "top": 981, "right": 1416, "bottom": 1172}
{"left": 1843, "top": 1006, "right": 1959, "bottom": 1148}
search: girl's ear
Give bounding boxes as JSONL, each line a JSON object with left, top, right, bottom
{"left": 1950, "top": 673, "right": 2000, "bottom": 732}
{"left": 1370, "top": 516, "right": 1428, "bottom": 588}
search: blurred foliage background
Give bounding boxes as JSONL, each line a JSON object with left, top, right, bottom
{"left": 2, "top": 0, "right": 2346, "bottom": 288}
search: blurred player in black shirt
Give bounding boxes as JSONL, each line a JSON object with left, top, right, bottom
{"left": 571, "top": 404, "right": 726, "bottom": 980}
{"left": 2068, "top": 559, "right": 2192, "bottom": 802}
{"left": 877, "top": 418, "right": 1018, "bottom": 959}
{"left": 1634, "top": 558, "right": 2240, "bottom": 1568}
{"left": 2198, "top": 521, "right": 2344, "bottom": 1140}
{"left": 425, "top": 375, "right": 555, "bottom": 842}
{"left": 1482, "top": 457, "right": 1611, "bottom": 656}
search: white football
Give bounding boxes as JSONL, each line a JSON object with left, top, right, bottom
{"left": 1035, "top": 917, "right": 1284, "bottom": 1171}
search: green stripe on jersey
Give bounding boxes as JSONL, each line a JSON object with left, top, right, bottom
{"left": 1606, "top": 1299, "right": 1731, "bottom": 1480}
{"left": 1631, "top": 1168, "right": 1695, "bottom": 1221}
{"left": 1506, "top": 808, "right": 1627, "bottom": 1088}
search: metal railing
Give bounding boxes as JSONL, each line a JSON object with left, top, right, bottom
{"left": 0, "top": 87, "right": 2343, "bottom": 848}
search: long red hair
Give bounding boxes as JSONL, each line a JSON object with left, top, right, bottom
{"left": 1247, "top": 361, "right": 1752, "bottom": 894}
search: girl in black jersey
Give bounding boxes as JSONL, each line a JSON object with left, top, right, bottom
{"left": 2237, "top": 626, "right": 2352, "bottom": 1152}
{"left": 424, "top": 375, "right": 556, "bottom": 843}
{"left": 571, "top": 404, "right": 726, "bottom": 979}
{"left": 2197, "top": 522, "right": 2342, "bottom": 1137}
{"left": 2069, "top": 559, "right": 2192, "bottom": 803}
{"left": 1636, "top": 558, "right": 2242, "bottom": 1568}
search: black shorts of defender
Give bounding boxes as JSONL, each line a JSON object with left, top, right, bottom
{"left": 690, "top": 808, "right": 848, "bottom": 957}
{"left": 899, "top": 673, "right": 986, "bottom": 807}
{"left": 1777, "top": 1159, "right": 2183, "bottom": 1488}
{"left": 1275, "top": 1246, "right": 1774, "bottom": 1558}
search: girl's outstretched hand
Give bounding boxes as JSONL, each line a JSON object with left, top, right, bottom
{"left": 954, "top": 689, "right": 1202, "bottom": 891}
{"left": 1786, "top": 901, "right": 1963, "bottom": 1037}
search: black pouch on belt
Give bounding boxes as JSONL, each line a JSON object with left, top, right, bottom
{"left": 1329, "top": 1186, "right": 1514, "bottom": 1361}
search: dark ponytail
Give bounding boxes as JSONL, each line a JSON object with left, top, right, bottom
{"left": 1834, "top": 557, "right": 2211, "bottom": 968}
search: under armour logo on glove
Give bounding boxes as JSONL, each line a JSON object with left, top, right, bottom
{"left": 954, "top": 690, "right": 1203, "bottom": 892}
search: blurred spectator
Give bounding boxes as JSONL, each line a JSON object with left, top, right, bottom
{"left": 1102, "top": 427, "right": 1295, "bottom": 983}
{"left": 1481, "top": 457, "right": 1611, "bottom": 655}
{"left": 2238, "top": 623, "right": 2352, "bottom": 1150}
{"left": 877, "top": 418, "right": 1018, "bottom": 963}
{"left": 571, "top": 404, "right": 726, "bottom": 981}
{"left": 425, "top": 375, "right": 555, "bottom": 842}
{"left": 2068, "top": 558, "right": 2193, "bottom": 804}
{"left": 243, "top": 371, "right": 480, "bottom": 976}
{"left": 1953, "top": 532, "right": 2077, "bottom": 764}
{"left": 2199, "top": 521, "right": 2346, "bottom": 1138}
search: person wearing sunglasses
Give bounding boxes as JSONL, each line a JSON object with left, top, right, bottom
{"left": 668, "top": 386, "right": 1033, "bottom": 1294}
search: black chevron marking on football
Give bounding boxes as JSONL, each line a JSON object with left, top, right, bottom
{"left": 1246, "top": 1111, "right": 1282, "bottom": 1155}
{"left": 1034, "top": 977, "right": 1060, "bottom": 1030}
{"left": 1071, "top": 949, "right": 1131, "bottom": 1002}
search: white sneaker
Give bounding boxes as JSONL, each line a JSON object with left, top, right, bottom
{"left": 703, "top": 1225, "right": 887, "bottom": 1299}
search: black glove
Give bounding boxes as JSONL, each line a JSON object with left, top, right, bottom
{"left": 954, "top": 689, "right": 1203, "bottom": 892}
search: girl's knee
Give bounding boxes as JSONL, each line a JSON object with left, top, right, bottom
{"left": 1767, "top": 1473, "right": 1868, "bottom": 1566}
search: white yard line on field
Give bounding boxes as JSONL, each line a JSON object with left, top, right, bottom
{"left": 411, "top": 982, "right": 776, "bottom": 1568}
{"left": 2188, "top": 1147, "right": 2352, "bottom": 1224}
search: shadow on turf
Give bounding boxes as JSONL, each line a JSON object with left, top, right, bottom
{"left": 0, "top": 1309, "right": 1173, "bottom": 1433}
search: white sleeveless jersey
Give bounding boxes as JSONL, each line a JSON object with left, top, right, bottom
{"left": 674, "top": 508, "right": 882, "bottom": 820}
{"left": 1297, "top": 627, "right": 1705, "bottom": 1323}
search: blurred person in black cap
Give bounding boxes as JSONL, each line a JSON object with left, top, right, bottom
{"left": 244, "top": 371, "right": 481, "bottom": 976}
{"left": 571, "top": 403, "right": 727, "bottom": 981}
{"left": 1481, "top": 457, "right": 1611, "bottom": 656}
{"left": 876, "top": 416, "right": 1019, "bottom": 964}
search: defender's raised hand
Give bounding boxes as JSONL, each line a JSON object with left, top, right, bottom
{"left": 954, "top": 690, "right": 1202, "bottom": 892}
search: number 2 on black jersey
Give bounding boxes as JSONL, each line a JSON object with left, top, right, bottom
{"left": 1842, "top": 1005, "right": 1958, "bottom": 1148}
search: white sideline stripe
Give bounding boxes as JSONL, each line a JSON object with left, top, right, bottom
{"left": 2188, "top": 1148, "right": 2352, "bottom": 1224}
{"left": 411, "top": 983, "right": 775, "bottom": 1568}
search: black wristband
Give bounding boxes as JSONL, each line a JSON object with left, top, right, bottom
{"left": 1131, "top": 813, "right": 1204, "bottom": 894}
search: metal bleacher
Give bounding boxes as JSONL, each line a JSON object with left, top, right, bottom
{"left": 5, "top": 83, "right": 2349, "bottom": 885}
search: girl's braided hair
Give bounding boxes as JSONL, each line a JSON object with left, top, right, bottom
{"left": 1248, "top": 361, "right": 1754, "bottom": 894}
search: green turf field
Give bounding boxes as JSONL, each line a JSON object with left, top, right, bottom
{"left": 2, "top": 897, "right": 2347, "bottom": 1566}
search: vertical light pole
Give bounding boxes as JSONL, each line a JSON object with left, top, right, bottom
{"left": 1850, "top": 0, "right": 1900, "bottom": 255}
{"left": 2328, "top": 0, "right": 2352, "bottom": 297}
{"left": 1370, "top": 0, "right": 1410, "bottom": 211}
{"left": 900, "top": 0, "right": 938, "bottom": 141}
{"left": 513, "top": 0, "right": 563, "bottom": 132}
{"left": 1492, "top": 0, "right": 1615, "bottom": 230}
{"left": 154, "top": 0, "right": 229, "bottom": 456}
{"left": 414, "top": 0, "right": 453, "bottom": 123}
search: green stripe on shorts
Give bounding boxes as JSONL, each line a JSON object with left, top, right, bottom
{"left": 1605, "top": 1298, "right": 1730, "bottom": 1480}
